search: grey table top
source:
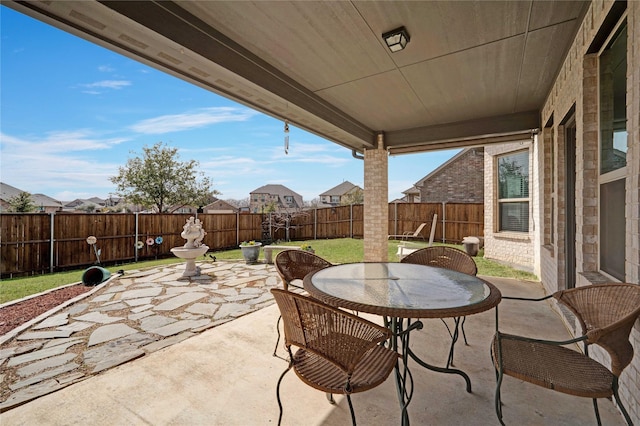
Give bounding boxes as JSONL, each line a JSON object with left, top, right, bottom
{"left": 304, "top": 262, "right": 501, "bottom": 318}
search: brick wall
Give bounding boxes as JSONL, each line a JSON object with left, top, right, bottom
{"left": 363, "top": 134, "right": 388, "bottom": 262}
{"left": 539, "top": 1, "right": 640, "bottom": 422}
{"left": 419, "top": 148, "right": 484, "bottom": 203}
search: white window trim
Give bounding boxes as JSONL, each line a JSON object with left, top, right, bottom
{"left": 596, "top": 14, "right": 627, "bottom": 280}
{"left": 495, "top": 149, "right": 531, "bottom": 233}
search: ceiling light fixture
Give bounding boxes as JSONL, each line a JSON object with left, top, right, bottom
{"left": 382, "top": 26, "right": 410, "bottom": 52}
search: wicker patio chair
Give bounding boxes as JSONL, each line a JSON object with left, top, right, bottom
{"left": 491, "top": 283, "right": 640, "bottom": 425}
{"left": 272, "top": 250, "right": 333, "bottom": 357}
{"left": 274, "top": 249, "right": 333, "bottom": 291}
{"left": 271, "top": 289, "right": 398, "bottom": 426}
{"left": 400, "top": 246, "right": 478, "bottom": 367}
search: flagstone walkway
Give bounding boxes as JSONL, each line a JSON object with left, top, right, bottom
{"left": 0, "top": 260, "right": 281, "bottom": 412}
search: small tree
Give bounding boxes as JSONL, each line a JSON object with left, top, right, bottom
{"left": 340, "top": 188, "right": 364, "bottom": 205}
{"left": 110, "top": 142, "right": 217, "bottom": 213}
{"left": 8, "top": 192, "right": 36, "bottom": 212}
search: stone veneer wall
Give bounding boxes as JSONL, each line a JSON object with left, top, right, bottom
{"left": 419, "top": 148, "right": 484, "bottom": 203}
{"left": 539, "top": 1, "right": 640, "bottom": 422}
{"left": 483, "top": 141, "right": 536, "bottom": 274}
{"left": 363, "top": 135, "right": 388, "bottom": 262}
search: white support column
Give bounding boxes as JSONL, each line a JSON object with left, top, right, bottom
{"left": 364, "top": 133, "right": 388, "bottom": 261}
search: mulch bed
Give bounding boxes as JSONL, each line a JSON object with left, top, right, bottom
{"left": 0, "top": 285, "right": 94, "bottom": 336}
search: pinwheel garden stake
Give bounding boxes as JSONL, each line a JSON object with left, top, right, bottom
{"left": 86, "top": 236, "right": 101, "bottom": 264}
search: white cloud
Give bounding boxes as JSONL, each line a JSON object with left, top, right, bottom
{"left": 130, "top": 107, "right": 258, "bottom": 134}
{"left": 1, "top": 131, "right": 128, "bottom": 153}
{"left": 0, "top": 131, "right": 127, "bottom": 199}
{"left": 98, "top": 65, "right": 115, "bottom": 72}
{"left": 81, "top": 80, "right": 131, "bottom": 90}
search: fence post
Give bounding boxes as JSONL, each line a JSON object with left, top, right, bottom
{"left": 236, "top": 212, "right": 240, "bottom": 246}
{"left": 394, "top": 202, "right": 398, "bottom": 237}
{"left": 314, "top": 208, "right": 317, "bottom": 240}
{"left": 134, "top": 212, "right": 139, "bottom": 262}
{"left": 441, "top": 202, "right": 446, "bottom": 243}
{"left": 49, "top": 212, "right": 55, "bottom": 273}
{"left": 350, "top": 204, "right": 353, "bottom": 238}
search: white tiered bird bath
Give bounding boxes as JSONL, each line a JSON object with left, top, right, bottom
{"left": 171, "top": 217, "right": 208, "bottom": 278}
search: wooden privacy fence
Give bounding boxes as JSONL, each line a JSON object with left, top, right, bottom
{"left": 1, "top": 203, "right": 482, "bottom": 277}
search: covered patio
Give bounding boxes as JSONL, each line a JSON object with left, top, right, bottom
{"left": 3, "top": 1, "right": 639, "bottom": 423}
{"left": 0, "top": 275, "right": 626, "bottom": 425}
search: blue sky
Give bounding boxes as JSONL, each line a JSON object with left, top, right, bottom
{"left": 0, "top": 6, "right": 458, "bottom": 203}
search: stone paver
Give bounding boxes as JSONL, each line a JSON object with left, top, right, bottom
{"left": 0, "top": 260, "right": 281, "bottom": 411}
{"left": 88, "top": 324, "right": 138, "bottom": 346}
{"left": 33, "top": 313, "right": 69, "bottom": 330}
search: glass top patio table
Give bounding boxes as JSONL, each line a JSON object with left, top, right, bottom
{"left": 304, "top": 262, "right": 502, "bottom": 426}
{"left": 303, "top": 262, "right": 501, "bottom": 319}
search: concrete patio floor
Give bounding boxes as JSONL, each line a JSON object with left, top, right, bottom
{"left": 1, "top": 274, "right": 626, "bottom": 425}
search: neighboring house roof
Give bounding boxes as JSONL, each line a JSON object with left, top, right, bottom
{"left": 402, "top": 186, "right": 420, "bottom": 196}
{"left": 87, "top": 197, "right": 106, "bottom": 205}
{"left": 320, "top": 181, "right": 360, "bottom": 197}
{"left": 0, "top": 182, "right": 23, "bottom": 200}
{"left": 0, "top": 182, "right": 63, "bottom": 210}
{"left": 203, "top": 198, "right": 238, "bottom": 212}
{"left": 250, "top": 184, "right": 303, "bottom": 209}
{"left": 64, "top": 199, "right": 90, "bottom": 208}
{"left": 31, "top": 193, "right": 63, "bottom": 209}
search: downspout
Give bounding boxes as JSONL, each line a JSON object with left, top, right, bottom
{"left": 352, "top": 150, "right": 364, "bottom": 160}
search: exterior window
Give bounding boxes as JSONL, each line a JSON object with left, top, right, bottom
{"left": 331, "top": 196, "right": 340, "bottom": 204}
{"left": 599, "top": 21, "right": 626, "bottom": 281}
{"left": 284, "top": 196, "right": 293, "bottom": 205}
{"left": 497, "top": 150, "right": 529, "bottom": 232}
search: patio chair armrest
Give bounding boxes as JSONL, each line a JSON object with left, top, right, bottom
{"left": 501, "top": 294, "right": 554, "bottom": 302}
{"left": 495, "top": 330, "right": 588, "bottom": 347}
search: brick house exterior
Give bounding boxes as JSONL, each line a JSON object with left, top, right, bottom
{"left": 415, "top": 147, "right": 484, "bottom": 203}
{"left": 249, "top": 184, "right": 303, "bottom": 213}
{"left": 481, "top": 2, "right": 640, "bottom": 420}
{"left": 203, "top": 198, "right": 238, "bottom": 214}
{"left": 319, "top": 181, "right": 363, "bottom": 206}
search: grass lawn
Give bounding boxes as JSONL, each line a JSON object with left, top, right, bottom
{"left": 1, "top": 238, "right": 538, "bottom": 304}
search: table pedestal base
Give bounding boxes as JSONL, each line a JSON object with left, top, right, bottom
{"left": 388, "top": 317, "right": 472, "bottom": 426}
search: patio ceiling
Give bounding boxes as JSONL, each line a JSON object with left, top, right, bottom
{"left": 6, "top": 1, "right": 588, "bottom": 154}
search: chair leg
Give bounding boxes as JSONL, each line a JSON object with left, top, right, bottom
{"left": 494, "top": 368, "right": 505, "bottom": 426}
{"left": 592, "top": 398, "right": 602, "bottom": 426}
{"left": 612, "top": 378, "right": 633, "bottom": 426}
{"left": 326, "top": 393, "right": 336, "bottom": 404}
{"left": 273, "top": 315, "right": 282, "bottom": 357}
{"left": 276, "top": 364, "right": 292, "bottom": 426}
{"left": 491, "top": 344, "right": 505, "bottom": 426}
{"left": 346, "top": 394, "right": 357, "bottom": 426}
